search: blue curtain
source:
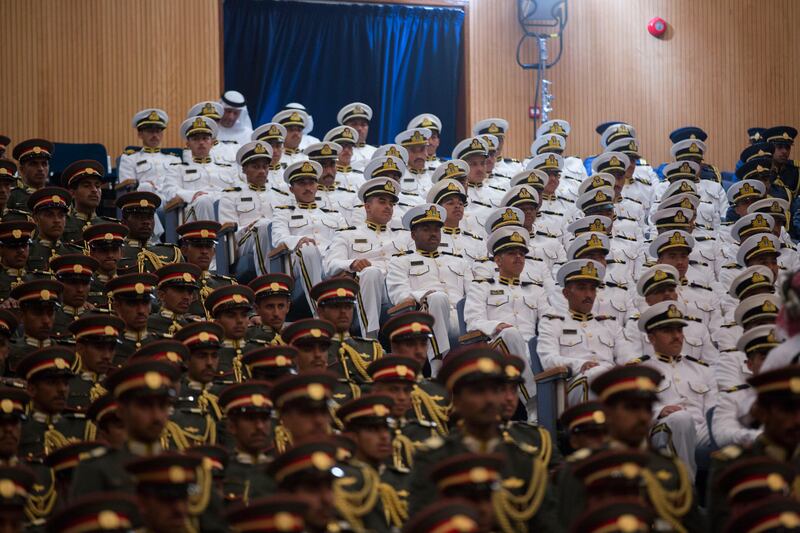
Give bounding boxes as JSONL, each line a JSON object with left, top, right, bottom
{"left": 223, "top": 0, "right": 464, "bottom": 153}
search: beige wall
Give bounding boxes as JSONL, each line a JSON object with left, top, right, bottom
{"left": 1, "top": 0, "right": 222, "bottom": 160}
{"left": 466, "top": 0, "right": 800, "bottom": 169}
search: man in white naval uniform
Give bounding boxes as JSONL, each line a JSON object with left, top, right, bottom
{"left": 535, "top": 119, "right": 587, "bottom": 201}
{"left": 252, "top": 122, "right": 290, "bottom": 198}
{"left": 464, "top": 226, "right": 543, "bottom": 420}
{"left": 118, "top": 109, "right": 181, "bottom": 194}
{"left": 407, "top": 113, "right": 443, "bottom": 170}
{"left": 527, "top": 152, "right": 578, "bottom": 236}
{"left": 395, "top": 128, "right": 434, "bottom": 197}
{"left": 669, "top": 136, "right": 728, "bottom": 219}
{"left": 386, "top": 204, "right": 471, "bottom": 375}
{"left": 218, "top": 141, "right": 274, "bottom": 275}
{"left": 530, "top": 133, "right": 581, "bottom": 201}
{"left": 162, "top": 116, "right": 240, "bottom": 222}
{"left": 711, "top": 324, "right": 776, "bottom": 447}
{"left": 271, "top": 161, "right": 346, "bottom": 310}
{"left": 272, "top": 109, "right": 310, "bottom": 167}
{"left": 538, "top": 259, "right": 622, "bottom": 406}
{"left": 302, "top": 141, "right": 358, "bottom": 225}
{"left": 604, "top": 137, "right": 654, "bottom": 212}
{"left": 323, "top": 177, "right": 410, "bottom": 337}
{"left": 451, "top": 136, "right": 500, "bottom": 231}
{"left": 632, "top": 300, "right": 717, "bottom": 481}
{"left": 338, "top": 102, "right": 376, "bottom": 169}
{"left": 426, "top": 178, "right": 484, "bottom": 262}
{"left": 472, "top": 118, "right": 522, "bottom": 179}
{"left": 185, "top": 100, "right": 239, "bottom": 165}
{"left": 323, "top": 125, "right": 365, "bottom": 190}
{"left": 283, "top": 102, "right": 320, "bottom": 150}
{"left": 620, "top": 264, "right": 718, "bottom": 365}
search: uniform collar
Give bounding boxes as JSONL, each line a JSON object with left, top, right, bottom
{"left": 442, "top": 226, "right": 460, "bottom": 235}
{"left": 426, "top": 155, "right": 437, "bottom": 162}
{"left": 160, "top": 309, "right": 182, "bottom": 320}
{"left": 192, "top": 156, "right": 212, "bottom": 164}
{"left": 142, "top": 147, "right": 161, "bottom": 154}
{"left": 4, "top": 267, "right": 24, "bottom": 277}
{"left": 187, "top": 379, "right": 213, "bottom": 391}
{"left": 356, "top": 142, "right": 366, "bottom": 148}
{"left": 95, "top": 272, "right": 112, "bottom": 283}
{"left": 569, "top": 310, "right": 594, "bottom": 322}
{"left": 336, "top": 165, "right": 352, "bottom": 173}
{"left": 124, "top": 329, "right": 147, "bottom": 341}
{"left": 284, "top": 148, "right": 298, "bottom": 155}
{"left": 222, "top": 338, "right": 244, "bottom": 349}
{"left": 541, "top": 193, "right": 556, "bottom": 201}
{"left": 297, "top": 202, "right": 317, "bottom": 210}
{"left": 25, "top": 336, "right": 51, "bottom": 348}
{"left": 409, "top": 168, "right": 425, "bottom": 176}
{"left": 269, "top": 163, "right": 282, "bottom": 171}
{"left": 69, "top": 207, "right": 91, "bottom": 221}
{"left": 318, "top": 183, "right": 336, "bottom": 192}
{"left": 63, "top": 303, "right": 89, "bottom": 316}
{"left": 235, "top": 450, "right": 270, "bottom": 465}
{"left": 499, "top": 276, "right": 520, "bottom": 286}
{"left": 80, "top": 370, "right": 99, "bottom": 382}
{"left": 31, "top": 411, "right": 61, "bottom": 424}
{"left": 124, "top": 238, "right": 143, "bottom": 248}
{"left": 366, "top": 221, "right": 387, "bottom": 233}
{"left": 467, "top": 181, "right": 483, "bottom": 189}
{"left": 248, "top": 183, "right": 267, "bottom": 192}
{"left": 127, "top": 440, "right": 163, "bottom": 457}
{"left": 655, "top": 352, "right": 681, "bottom": 364}
{"left": 417, "top": 249, "right": 440, "bottom": 258}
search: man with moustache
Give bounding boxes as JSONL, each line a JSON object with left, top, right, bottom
{"left": 66, "top": 315, "right": 124, "bottom": 411}
{"left": 176, "top": 221, "right": 236, "bottom": 318}
{"left": 117, "top": 108, "right": 181, "bottom": 193}
{"left": 379, "top": 312, "right": 450, "bottom": 434}
{"left": 50, "top": 254, "right": 99, "bottom": 331}
{"left": 324, "top": 176, "right": 409, "bottom": 337}
{"left": 106, "top": 273, "right": 158, "bottom": 365}
{"left": 8, "top": 139, "right": 53, "bottom": 211}
{"left": 220, "top": 381, "right": 276, "bottom": 505}
{"left": 25, "top": 187, "right": 84, "bottom": 271}
{"left": 0, "top": 221, "right": 37, "bottom": 303}
{"left": 246, "top": 273, "right": 294, "bottom": 345}
{"left": 83, "top": 223, "right": 128, "bottom": 308}
{"left": 146, "top": 263, "right": 202, "bottom": 337}
{"left": 69, "top": 360, "right": 181, "bottom": 495}
{"left": 408, "top": 113, "right": 443, "bottom": 169}
{"left": 386, "top": 203, "right": 470, "bottom": 373}
{"left": 268, "top": 371, "right": 338, "bottom": 453}
{"left": 555, "top": 365, "right": 704, "bottom": 532}
{"left": 219, "top": 140, "right": 275, "bottom": 273}
{"left": 0, "top": 160, "right": 19, "bottom": 217}
{"left": 394, "top": 128, "right": 433, "bottom": 197}
{"left": 281, "top": 319, "right": 336, "bottom": 373}
{"left": 272, "top": 109, "right": 310, "bottom": 167}
{"left": 630, "top": 300, "right": 716, "bottom": 480}
{"left": 337, "top": 102, "right": 376, "bottom": 169}
{"left": 61, "top": 160, "right": 114, "bottom": 243}
{"left": 6, "top": 280, "right": 64, "bottom": 375}
{"left": 323, "top": 125, "right": 364, "bottom": 189}
{"left": 304, "top": 141, "right": 358, "bottom": 222}
{"left": 408, "top": 346, "right": 558, "bottom": 531}
{"left": 310, "top": 278, "right": 383, "bottom": 389}
{"left": 366, "top": 355, "right": 439, "bottom": 469}
{"left": 116, "top": 191, "right": 181, "bottom": 274}
{"left": 426, "top": 178, "right": 484, "bottom": 261}
{"left": 17, "top": 347, "right": 86, "bottom": 458}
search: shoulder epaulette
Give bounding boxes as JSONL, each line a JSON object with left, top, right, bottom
{"left": 542, "top": 313, "right": 564, "bottom": 320}
{"left": 636, "top": 158, "right": 648, "bottom": 165}
{"left": 684, "top": 315, "right": 702, "bottom": 323}
{"left": 687, "top": 282, "right": 712, "bottom": 292}
{"left": 337, "top": 226, "right": 356, "bottom": 232}
{"left": 472, "top": 278, "right": 494, "bottom": 284}
{"left": 604, "top": 281, "right": 628, "bottom": 290}
{"left": 635, "top": 177, "right": 651, "bottom": 186}
{"left": 722, "top": 263, "right": 740, "bottom": 269}
{"left": 711, "top": 444, "right": 743, "bottom": 461}
{"left": 320, "top": 208, "right": 337, "bottom": 213}
{"left": 642, "top": 260, "right": 656, "bottom": 267}
{"left": 352, "top": 168, "right": 363, "bottom": 174}
{"left": 626, "top": 313, "right": 641, "bottom": 321}
{"left": 566, "top": 447, "right": 592, "bottom": 462}
{"left": 723, "top": 383, "right": 750, "bottom": 393}
{"left": 389, "top": 226, "right": 406, "bottom": 232}
{"left": 223, "top": 187, "right": 241, "bottom": 193}
{"left": 123, "top": 148, "right": 137, "bottom": 155}
{"left": 614, "top": 234, "right": 639, "bottom": 242}
{"left": 557, "top": 195, "right": 575, "bottom": 203}
{"left": 503, "top": 157, "right": 519, "bottom": 163}
{"left": 595, "top": 315, "right": 616, "bottom": 321}
{"left": 440, "top": 251, "right": 463, "bottom": 258}
{"left": 275, "top": 205, "right": 295, "bottom": 210}
{"left": 214, "top": 274, "right": 236, "bottom": 282}
{"left": 462, "top": 231, "right": 483, "bottom": 240}
{"left": 520, "top": 280, "right": 542, "bottom": 287}
{"left": 392, "top": 251, "right": 410, "bottom": 257}
{"left": 215, "top": 162, "right": 233, "bottom": 167}
{"left": 488, "top": 185, "right": 505, "bottom": 192}
{"left": 720, "top": 322, "right": 737, "bottom": 329}
{"left": 685, "top": 356, "right": 709, "bottom": 367}
{"left": 270, "top": 187, "right": 289, "bottom": 196}
{"left": 170, "top": 162, "right": 185, "bottom": 166}
{"left": 625, "top": 355, "right": 650, "bottom": 365}
{"left": 622, "top": 196, "right": 643, "bottom": 205}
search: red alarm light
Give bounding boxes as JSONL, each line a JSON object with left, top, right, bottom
{"left": 648, "top": 17, "right": 667, "bottom": 38}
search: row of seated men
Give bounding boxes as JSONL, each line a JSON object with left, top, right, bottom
{"left": 0, "top": 328, "right": 794, "bottom": 532}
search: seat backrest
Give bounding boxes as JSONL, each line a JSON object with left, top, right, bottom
{"left": 51, "top": 142, "right": 110, "bottom": 177}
